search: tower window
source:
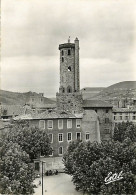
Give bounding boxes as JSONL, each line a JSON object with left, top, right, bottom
{"left": 62, "top": 88, "right": 65, "bottom": 93}
{"left": 61, "top": 50, "right": 64, "bottom": 56}
{"left": 62, "top": 57, "right": 64, "bottom": 62}
{"left": 68, "top": 66, "right": 71, "bottom": 71}
{"left": 68, "top": 49, "right": 71, "bottom": 55}
{"left": 67, "top": 86, "right": 72, "bottom": 93}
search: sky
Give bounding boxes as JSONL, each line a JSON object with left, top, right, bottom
{"left": 1, "top": 0, "right": 136, "bottom": 97}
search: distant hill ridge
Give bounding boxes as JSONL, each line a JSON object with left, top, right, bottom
{"left": 104, "top": 81, "right": 136, "bottom": 91}
{"left": 92, "top": 81, "right": 136, "bottom": 100}
{"left": 0, "top": 90, "right": 55, "bottom": 105}
{"left": 1, "top": 81, "right": 136, "bottom": 104}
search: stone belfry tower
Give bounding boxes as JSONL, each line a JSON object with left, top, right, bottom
{"left": 56, "top": 37, "right": 83, "bottom": 113}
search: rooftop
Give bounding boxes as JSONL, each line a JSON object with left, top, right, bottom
{"left": 14, "top": 110, "right": 83, "bottom": 120}
{"left": 83, "top": 100, "right": 113, "bottom": 108}
{"left": 113, "top": 107, "right": 136, "bottom": 112}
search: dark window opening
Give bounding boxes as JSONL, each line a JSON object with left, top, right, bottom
{"left": 106, "top": 109, "right": 109, "bottom": 113}
{"left": 59, "top": 147, "right": 63, "bottom": 155}
{"left": 62, "top": 88, "right": 65, "bottom": 93}
{"left": 61, "top": 50, "right": 64, "bottom": 56}
{"left": 95, "top": 109, "right": 97, "bottom": 113}
{"left": 35, "top": 162, "right": 40, "bottom": 171}
{"left": 67, "top": 86, "right": 72, "bottom": 93}
{"left": 68, "top": 66, "right": 71, "bottom": 71}
{"left": 68, "top": 49, "right": 71, "bottom": 55}
{"left": 105, "top": 118, "right": 109, "bottom": 123}
{"left": 76, "top": 133, "right": 81, "bottom": 140}
{"left": 62, "top": 57, "right": 64, "bottom": 62}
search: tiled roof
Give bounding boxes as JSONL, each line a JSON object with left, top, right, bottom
{"left": 83, "top": 100, "right": 112, "bottom": 108}
{"left": 33, "top": 110, "right": 82, "bottom": 119}
{"left": 14, "top": 110, "right": 82, "bottom": 120}
{"left": 113, "top": 107, "right": 136, "bottom": 112}
{"left": 33, "top": 104, "right": 56, "bottom": 109}
{"left": 0, "top": 105, "right": 24, "bottom": 116}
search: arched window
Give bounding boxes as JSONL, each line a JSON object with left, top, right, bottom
{"left": 68, "top": 66, "right": 71, "bottom": 71}
{"left": 62, "top": 87, "right": 65, "bottom": 93}
{"left": 58, "top": 146, "right": 63, "bottom": 155}
{"left": 67, "top": 86, "right": 72, "bottom": 93}
{"left": 61, "top": 50, "right": 64, "bottom": 56}
{"left": 62, "top": 57, "right": 64, "bottom": 62}
{"left": 68, "top": 49, "right": 71, "bottom": 55}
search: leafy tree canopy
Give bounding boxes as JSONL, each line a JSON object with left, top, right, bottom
{"left": 0, "top": 142, "right": 34, "bottom": 195}
{"left": 1, "top": 120, "right": 52, "bottom": 161}
{"left": 63, "top": 122, "right": 136, "bottom": 194}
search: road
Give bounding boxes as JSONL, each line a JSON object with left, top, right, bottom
{"left": 33, "top": 173, "right": 82, "bottom": 195}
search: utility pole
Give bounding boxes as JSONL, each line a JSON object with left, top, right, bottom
{"left": 41, "top": 161, "right": 46, "bottom": 195}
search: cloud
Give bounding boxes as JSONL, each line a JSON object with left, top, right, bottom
{"left": 1, "top": 0, "right": 136, "bottom": 96}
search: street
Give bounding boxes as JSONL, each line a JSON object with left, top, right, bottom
{"left": 33, "top": 173, "right": 82, "bottom": 195}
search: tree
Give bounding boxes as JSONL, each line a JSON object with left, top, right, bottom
{"left": 113, "top": 121, "right": 136, "bottom": 142}
{"left": 63, "top": 129, "right": 136, "bottom": 194}
{"left": 63, "top": 140, "right": 82, "bottom": 175}
{"left": 1, "top": 120, "right": 52, "bottom": 161}
{"left": 0, "top": 141, "right": 34, "bottom": 194}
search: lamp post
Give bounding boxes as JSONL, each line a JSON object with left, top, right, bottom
{"left": 41, "top": 161, "right": 46, "bottom": 195}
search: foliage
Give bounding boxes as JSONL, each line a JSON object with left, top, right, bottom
{"left": 1, "top": 120, "right": 52, "bottom": 161}
{"left": 63, "top": 122, "right": 136, "bottom": 194}
{"left": 113, "top": 121, "right": 136, "bottom": 142}
{"left": 63, "top": 140, "right": 82, "bottom": 175}
{"left": 0, "top": 141, "right": 34, "bottom": 194}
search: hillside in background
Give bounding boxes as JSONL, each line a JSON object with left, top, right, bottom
{"left": 0, "top": 90, "right": 55, "bottom": 105}
{"left": 90, "top": 81, "right": 136, "bottom": 100}
{"left": 81, "top": 87, "right": 105, "bottom": 99}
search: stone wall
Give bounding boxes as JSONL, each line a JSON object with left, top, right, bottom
{"left": 82, "top": 110, "right": 101, "bottom": 143}
{"left": 83, "top": 108, "right": 113, "bottom": 141}
{"left": 56, "top": 92, "right": 83, "bottom": 114}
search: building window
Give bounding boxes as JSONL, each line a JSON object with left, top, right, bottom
{"left": 76, "top": 119, "right": 81, "bottom": 128}
{"left": 104, "top": 129, "right": 110, "bottom": 134}
{"left": 114, "top": 116, "right": 116, "bottom": 120}
{"left": 58, "top": 119, "right": 63, "bottom": 129}
{"left": 58, "top": 146, "right": 63, "bottom": 155}
{"left": 62, "top": 57, "right": 64, "bottom": 62}
{"left": 67, "top": 132, "right": 72, "bottom": 141}
{"left": 61, "top": 50, "right": 64, "bottom": 56}
{"left": 39, "top": 120, "right": 45, "bottom": 129}
{"left": 132, "top": 116, "right": 136, "bottom": 120}
{"left": 48, "top": 133, "right": 53, "bottom": 143}
{"left": 47, "top": 120, "right": 53, "bottom": 129}
{"left": 76, "top": 132, "right": 81, "bottom": 140}
{"left": 119, "top": 116, "right": 122, "bottom": 120}
{"left": 67, "top": 119, "right": 72, "bottom": 128}
{"left": 62, "top": 86, "right": 65, "bottom": 93}
{"left": 125, "top": 116, "right": 128, "bottom": 120}
{"left": 68, "top": 66, "right": 71, "bottom": 71}
{"left": 58, "top": 133, "right": 63, "bottom": 142}
{"left": 95, "top": 109, "right": 97, "bottom": 113}
{"left": 106, "top": 109, "right": 109, "bottom": 113}
{"left": 67, "top": 86, "right": 72, "bottom": 93}
{"left": 85, "top": 132, "right": 90, "bottom": 141}
{"left": 68, "top": 49, "right": 71, "bottom": 55}
{"left": 49, "top": 148, "right": 53, "bottom": 156}
{"left": 105, "top": 118, "right": 109, "bottom": 123}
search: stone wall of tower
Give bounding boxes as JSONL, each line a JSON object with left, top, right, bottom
{"left": 56, "top": 92, "right": 83, "bottom": 113}
{"left": 59, "top": 45, "right": 75, "bottom": 93}
{"left": 56, "top": 38, "right": 83, "bottom": 114}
